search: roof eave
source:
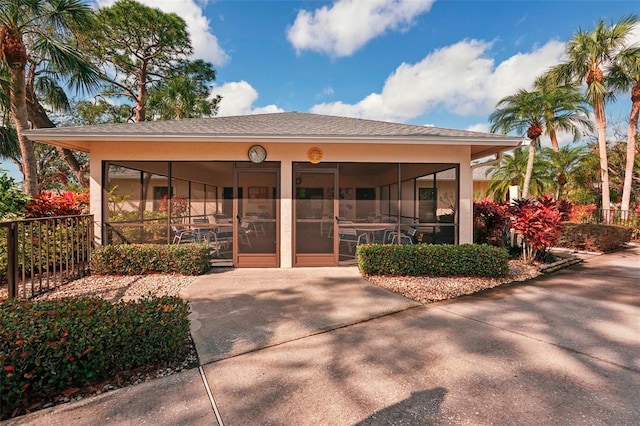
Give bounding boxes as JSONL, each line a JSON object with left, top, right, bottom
{"left": 25, "top": 132, "right": 524, "bottom": 148}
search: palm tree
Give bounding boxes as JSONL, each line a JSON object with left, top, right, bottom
{"left": 490, "top": 89, "right": 544, "bottom": 198}
{"left": 0, "top": 62, "right": 19, "bottom": 162}
{"left": 486, "top": 147, "right": 551, "bottom": 201}
{"left": 542, "top": 145, "right": 588, "bottom": 199}
{"left": 146, "top": 60, "right": 222, "bottom": 120}
{"left": 549, "top": 15, "right": 638, "bottom": 214}
{"left": 609, "top": 46, "right": 640, "bottom": 214}
{"left": 0, "top": 0, "right": 99, "bottom": 196}
{"left": 533, "top": 74, "right": 593, "bottom": 152}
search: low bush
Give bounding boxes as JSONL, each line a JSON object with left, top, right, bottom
{"left": 91, "top": 243, "right": 211, "bottom": 275}
{"left": 91, "top": 244, "right": 211, "bottom": 275}
{"left": 557, "top": 223, "right": 632, "bottom": 253}
{"left": 357, "top": 244, "right": 509, "bottom": 277}
{"left": 0, "top": 296, "right": 191, "bottom": 419}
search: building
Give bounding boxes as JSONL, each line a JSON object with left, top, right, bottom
{"left": 25, "top": 112, "right": 522, "bottom": 267}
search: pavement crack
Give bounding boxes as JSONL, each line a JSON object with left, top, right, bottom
{"left": 199, "top": 366, "right": 225, "bottom": 426}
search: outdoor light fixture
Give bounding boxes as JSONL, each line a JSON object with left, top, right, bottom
{"left": 307, "top": 147, "right": 323, "bottom": 164}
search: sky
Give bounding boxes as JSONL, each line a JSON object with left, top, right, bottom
{"left": 2, "top": 0, "right": 640, "bottom": 181}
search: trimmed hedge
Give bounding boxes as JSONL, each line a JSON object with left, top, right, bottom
{"left": 91, "top": 243, "right": 212, "bottom": 275}
{"left": 557, "top": 223, "right": 632, "bottom": 253}
{"left": 357, "top": 243, "right": 509, "bottom": 277}
{"left": 0, "top": 296, "right": 191, "bottom": 419}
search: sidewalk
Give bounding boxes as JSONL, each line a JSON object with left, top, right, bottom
{"left": 5, "top": 246, "right": 639, "bottom": 425}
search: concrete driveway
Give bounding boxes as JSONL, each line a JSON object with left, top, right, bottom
{"left": 200, "top": 247, "right": 640, "bottom": 425}
{"left": 6, "top": 246, "right": 640, "bottom": 425}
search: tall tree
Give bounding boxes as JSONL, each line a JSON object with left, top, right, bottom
{"left": 533, "top": 74, "right": 593, "bottom": 152}
{"left": 0, "top": 63, "right": 19, "bottom": 162}
{"left": 86, "top": 0, "right": 203, "bottom": 123}
{"left": 490, "top": 89, "right": 543, "bottom": 198}
{"left": 609, "top": 46, "right": 640, "bottom": 213}
{"left": 486, "top": 147, "right": 551, "bottom": 201}
{"left": 0, "top": 0, "right": 100, "bottom": 196}
{"left": 549, "top": 15, "right": 638, "bottom": 214}
{"left": 541, "top": 145, "right": 588, "bottom": 199}
{"left": 146, "top": 60, "right": 221, "bottom": 120}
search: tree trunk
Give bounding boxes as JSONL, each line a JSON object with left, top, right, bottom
{"left": 25, "top": 89, "right": 89, "bottom": 187}
{"left": 594, "top": 100, "right": 611, "bottom": 217}
{"left": 621, "top": 84, "right": 639, "bottom": 217}
{"left": 548, "top": 128, "right": 560, "bottom": 152}
{"left": 8, "top": 67, "right": 38, "bottom": 196}
{"left": 522, "top": 139, "right": 536, "bottom": 199}
{"left": 135, "top": 62, "right": 148, "bottom": 123}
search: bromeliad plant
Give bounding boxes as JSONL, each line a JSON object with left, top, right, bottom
{"left": 25, "top": 191, "right": 89, "bottom": 218}
{"left": 508, "top": 196, "right": 571, "bottom": 263}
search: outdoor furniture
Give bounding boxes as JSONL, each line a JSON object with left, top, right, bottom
{"left": 384, "top": 230, "right": 413, "bottom": 244}
{"left": 204, "top": 232, "right": 228, "bottom": 258}
{"left": 171, "top": 226, "right": 198, "bottom": 244}
{"left": 245, "top": 215, "right": 266, "bottom": 236}
{"left": 239, "top": 221, "right": 253, "bottom": 246}
{"left": 213, "top": 213, "right": 231, "bottom": 223}
{"left": 338, "top": 222, "right": 368, "bottom": 255}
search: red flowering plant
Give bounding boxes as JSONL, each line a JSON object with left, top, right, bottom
{"left": 25, "top": 191, "right": 89, "bottom": 218}
{"left": 159, "top": 194, "right": 189, "bottom": 221}
{"left": 508, "top": 196, "right": 569, "bottom": 263}
{"left": 569, "top": 204, "right": 596, "bottom": 223}
{"left": 473, "top": 199, "right": 509, "bottom": 246}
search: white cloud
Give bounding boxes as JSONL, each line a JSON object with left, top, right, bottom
{"left": 210, "top": 81, "right": 284, "bottom": 116}
{"left": 287, "top": 0, "right": 435, "bottom": 57}
{"left": 466, "top": 123, "right": 490, "bottom": 133}
{"left": 317, "top": 86, "right": 335, "bottom": 98}
{"left": 629, "top": 22, "right": 640, "bottom": 46}
{"left": 94, "top": 0, "right": 228, "bottom": 66}
{"left": 311, "top": 38, "right": 566, "bottom": 121}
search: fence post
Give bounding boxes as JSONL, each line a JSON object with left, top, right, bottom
{"left": 7, "top": 222, "right": 18, "bottom": 299}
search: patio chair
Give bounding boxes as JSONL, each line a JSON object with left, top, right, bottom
{"left": 239, "top": 221, "right": 253, "bottom": 246}
{"left": 338, "top": 226, "right": 367, "bottom": 255}
{"left": 213, "top": 213, "right": 231, "bottom": 224}
{"left": 384, "top": 231, "right": 413, "bottom": 245}
{"left": 171, "top": 226, "right": 198, "bottom": 244}
{"left": 191, "top": 216, "right": 211, "bottom": 241}
{"left": 204, "top": 232, "right": 227, "bottom": 258}
{"left": 245, "top": 215, "right": 266, "bottom": 236}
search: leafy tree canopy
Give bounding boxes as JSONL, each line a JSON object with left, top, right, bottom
{"left": 83, "top": 0, "right": 220, "bottom": 122}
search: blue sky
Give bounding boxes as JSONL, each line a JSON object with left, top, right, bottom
{"left": 3, "top": 0, "right": 639, "bottom": 180}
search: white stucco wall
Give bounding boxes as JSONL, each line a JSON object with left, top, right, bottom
{"left": 89, "top": 140, "right": 473, "bottom": 267}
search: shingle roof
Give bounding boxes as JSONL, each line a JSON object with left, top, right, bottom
{"left": 25, "top": 111, "right": 519, "bottom": 141}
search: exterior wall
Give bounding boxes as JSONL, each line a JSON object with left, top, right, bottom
{"left": 89, "top": 140, "right": 473, "bottom": 267}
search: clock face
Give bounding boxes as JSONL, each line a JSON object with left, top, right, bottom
{"left": 248, "top": 145, "right": 267, "bottom": 163}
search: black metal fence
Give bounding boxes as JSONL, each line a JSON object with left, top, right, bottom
{"left": 1, "top": 215, "right": 94, "bottom": 299}
{"left": 592, "top": 209, "right": 640, "bottom": 226}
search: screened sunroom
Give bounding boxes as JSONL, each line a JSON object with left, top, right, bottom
{"left": 24, "top": 112, "right": 523, "bottom": 268}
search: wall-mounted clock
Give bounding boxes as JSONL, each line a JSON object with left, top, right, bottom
{"left": 248, "top": 145, "right": 267, "bottom": 163}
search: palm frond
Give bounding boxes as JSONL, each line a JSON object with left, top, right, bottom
{"left": 35, "top": 75, "right": 70, "bottom": 112}
{"left": 31, "top": 36, "right": 101, "bottom": 94}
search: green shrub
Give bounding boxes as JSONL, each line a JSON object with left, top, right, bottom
{"left": 0, "top": 296, "right": 191, "bottom": 419}
{"left": 557, "top": 223, "right": 632, "bottom": 253}
{"left": 91, "top": 243, "right": 211, "bottom": 275}
{"left": 357, "top": 244, "right": 509, "bottom": 277}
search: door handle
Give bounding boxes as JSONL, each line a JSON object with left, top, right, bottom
{"left": 236, "top": 214, "right": 241, "bottom": 224}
